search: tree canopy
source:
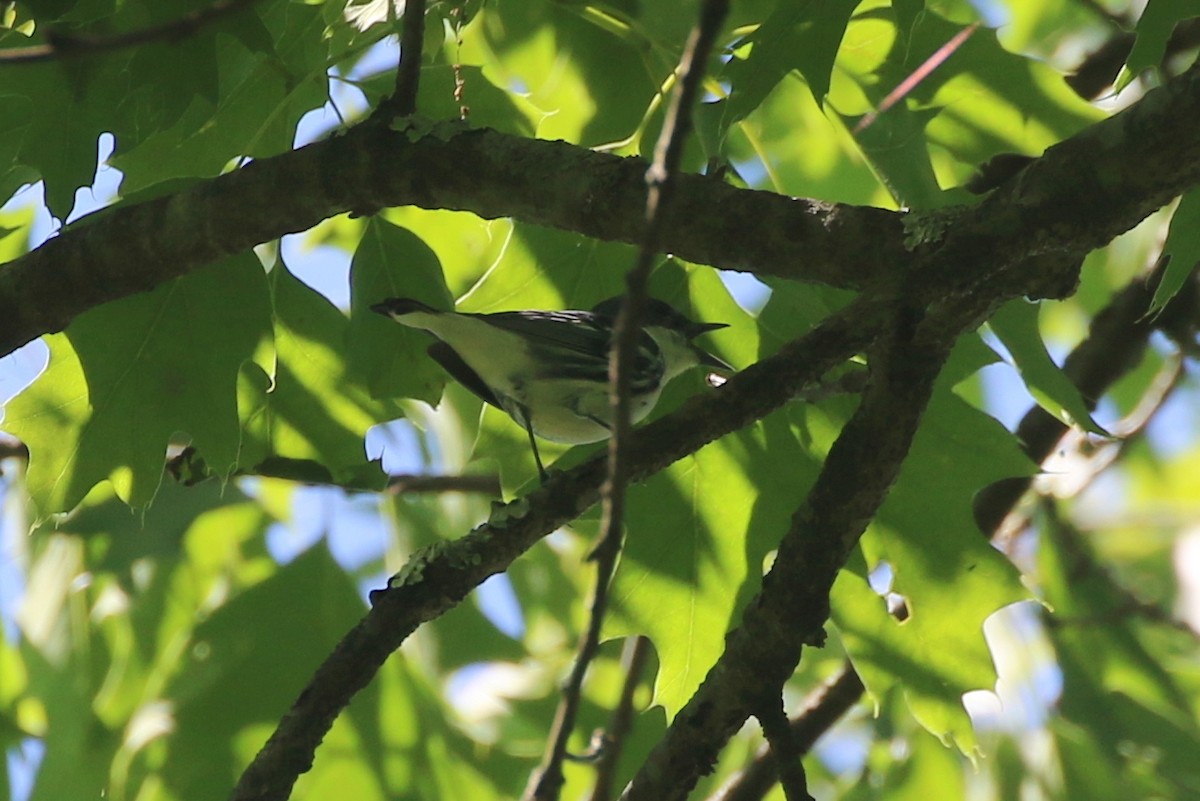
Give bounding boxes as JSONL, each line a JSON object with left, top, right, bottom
{"left": 0, "top": 1, "right": 1199, "bottom": 800}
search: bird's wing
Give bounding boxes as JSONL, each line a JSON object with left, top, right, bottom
{"left": 480, "top": 310, "right": 665, "bottom": 385}
{"left": 479, "top": 311, "right": 623, "bottom": 380}
{"left": 427, "top": 341, "right": 503, "bottom": 408}
{"left": 480, "top": 311, "right": 609, "bottom": 355}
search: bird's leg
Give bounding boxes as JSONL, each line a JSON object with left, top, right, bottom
{"left": 518, "top": 405, "right": 548, "bottom": 483}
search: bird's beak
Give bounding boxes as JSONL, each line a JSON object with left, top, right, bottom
{"left": 687, "top": 320, "right": 728, "bottom": 338}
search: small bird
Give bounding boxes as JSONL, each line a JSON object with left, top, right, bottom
{"left": 370, "top": 296, "right": 732, "bottom": 480}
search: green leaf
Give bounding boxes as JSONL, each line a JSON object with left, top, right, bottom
{"left": 237, "top": 263, "right": 404, "bottom": 482}
{"left": 703, "top": 0, "right": 858, "bottom": 147}
{"left": 873, "top": 725, "right": 967, "bottom": 799}
{"left": 3, "top": 62, "right": 105, "bottom": 219}
{"left": 846, "top": 104, "right": 947, "bottom": 209}
{"left": 157, "top": 545, "right": 367, "bottom": 801}
{"left": 1052, "top": 720, "right": 1130, "bottom": 801}
{"left": 3, "top": 254, "right": 272, "bottom": 516}
{"left": 463, "top": 1, "right": 660, "bottom": 147}
{"left": 22, "top": 645, "right": 118, "bottom": 801}
{"left": 608, "top": 409, "right": 823, "bottom": 717}
{"left": 835, "top": 10, "right": 1101, "bottom": 201}
{"left": 1149, "top": 188, "right": 1200, "bottom": 316}
{"left": 987, "top": 298, "right": 1109, "bottom": 435}
{"left": 1039, "top": 514, "right": 1200, "bottom": 798}
{"left": 1123, "top": 0, "right": 1200, "bottom": 85}
{"left": 347, "top": 218, "right": 453, "bottom": 403}
{"left": 112, "top": 1, "right": 328, "bottom": 194}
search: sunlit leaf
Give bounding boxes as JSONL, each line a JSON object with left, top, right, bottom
{"left": 1149, "top": 189, "right": 1200, "bottom": 316}
{"left": 988, "top": 298, "right": 1109, "bottom": 435}
{"left": 833, "top": 342, "right": 1034, "bottom": 755}
{"left": 347, "top": 218, "right": 453, "bottom": 402}
{"left": 3, "top": 255, "right": 272, "bottom": 516}
{"left": 237, "top": 262, "right": 405, "bottom": 485}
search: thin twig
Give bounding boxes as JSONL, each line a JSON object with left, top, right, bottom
{"left": 754, "top": 697, "right": 813, "bottom": 801}
{"left": 854, "top": 23, "right": 979, "bottom": 134}
{"left": 0, "top": 0, "right": 263, "bottom": 65}
{"left": 1042, "top": 499, "right": 1200, "bottom": 641}
{"left": 523, "top": 3, "right": 729, "bottom": 799}
{"left": 385, "top": 472, "right": 501, "bottom": 495}
{"left": 588, "top": 636, "right": 652, "bottom": 801}
{"left": 710, "top": 664, "right": 864, "bottom": 801}
{"left": 162, "top": 446, "right": 500, "bottom": 495}
{"left": 385, "top": 0, "right": 427, "bottom": 117}
{"left": 1025, "top": 357, "right": 1183, "bottom": 505}
{"left": 973, "top": 259, "right": 1198, "bottom": 537}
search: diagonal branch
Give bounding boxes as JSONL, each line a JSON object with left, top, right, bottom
{"left": 228, "top": 292, "right": 887, "bottom": 801}
{"left": 753, "top": 695, "right": 813, "bottom": 801}
{"left": 588, "top": 635, "right": 652, "bottom": 801}
{"left": 710, "top": 663, "right": 865, "bottom": 801}
{"left": 619, "top": 303, "right": 959, "bottom": 801}
{"left": 710, "top": 264, "right": 1200, "bottom": 801}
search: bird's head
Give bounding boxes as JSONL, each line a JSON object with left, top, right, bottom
{"left": 591, "top": 296, "right": 732, "bottom": 378}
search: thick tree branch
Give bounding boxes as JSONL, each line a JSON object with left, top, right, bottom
{"left": 0, "top": 124, "right": 900, "bottom": 357}
{"left": 0, "top": 0, "right": 263, "bottom": 64}
{"left": 5, "top": 58, "right": 1200, "bottom": 358}
{"left": 909, "top": 56, "right": 1200, "bottom": 304}
{"left": 229, "top": 293, "right": 886, "bottom": 801}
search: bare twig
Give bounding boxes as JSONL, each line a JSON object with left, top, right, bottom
{"left": 385, "top": 472, "right": 500, "bottom": 495}
{"left": 855, "top": 22, "right": 979, "bottom": 134}
{"left": 382, "top": 0, "right": 427, "bottom": 118}
{"left": 1042, "top": 500, "right": 1199, "bottom": 640}
{"left": 1027, "top": 357, "right": 1183, "bottom": 505}
{"left": 754, "top": 697, "right": 813, "bottom": 801}
{"left": 525, "top": 5, "right": 730, "bottom": 799}
{"left": 0, "top": 0, "right": 263, "bottom": 65}
{"left": 588, "top": 636, "right": 652, "bottom": 801}
{"left": 619, "top": 309, "right": 955, "bottom": 801}
{"left": 711, "top": 664, "right": 864, "bottom": 801}
{"left": 162, "top": 446, "right": 500, "bottom": 495}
